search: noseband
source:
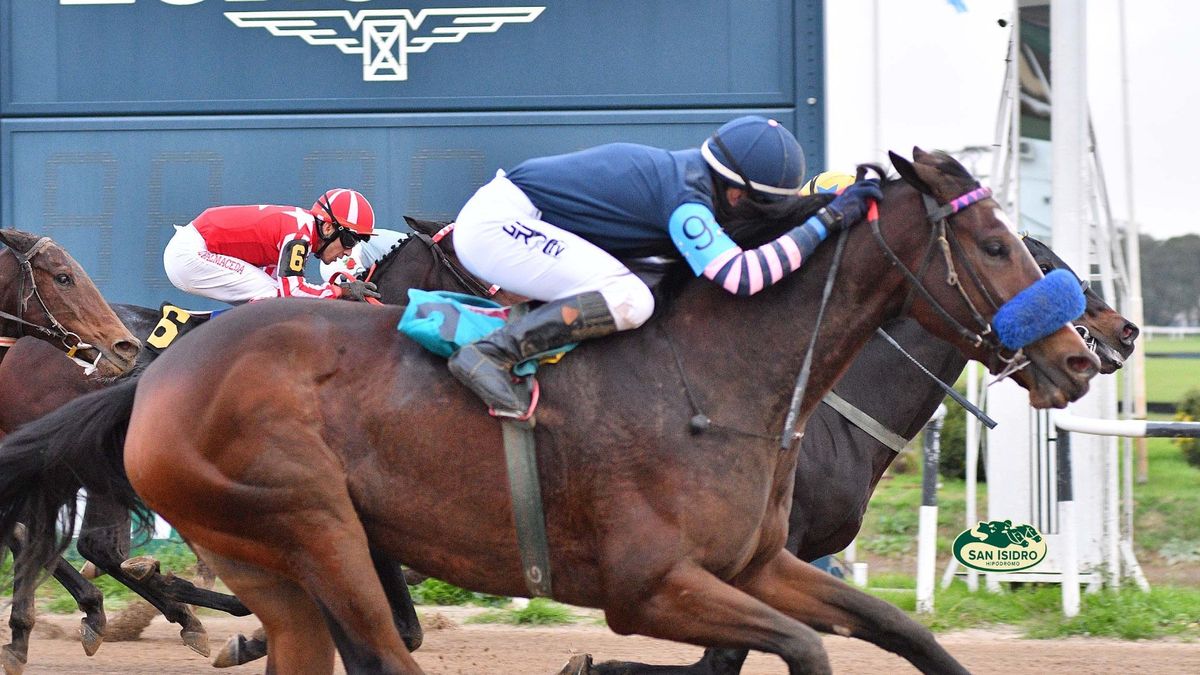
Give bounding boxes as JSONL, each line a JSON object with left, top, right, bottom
{"left": 868, "top": 185, "right": 1028, "bottom": 374}
{"left": 0, "top": 238, "right": 96, "bottom": 359}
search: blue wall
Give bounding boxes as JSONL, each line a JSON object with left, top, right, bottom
{"left": 2, "top": 1, "right": 825, "bottom": 309}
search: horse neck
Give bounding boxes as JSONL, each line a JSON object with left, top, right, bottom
{"left": 833, "top": 319, "right": 968, "bottom": 442}
{"left": 664, "top": 206, "right": 924, "bottom": 439}
{"left": 0, "top": 251, "right": 24, "bottom": 339}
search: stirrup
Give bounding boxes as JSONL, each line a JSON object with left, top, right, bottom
{"left": 490, "top": 378, "right": 540, "bottom": 422}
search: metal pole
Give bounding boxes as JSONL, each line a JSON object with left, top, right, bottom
{"left": 1117, "top": 0, "right": 1149, "bottom": 484}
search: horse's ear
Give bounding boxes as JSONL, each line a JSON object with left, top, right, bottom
{"left": 403, "top": 216, "right": 451, "bottom": 237}
{"left": 889, "top": 151, "right": 934, "bottom": 196}
{"left": 0, "top": 228, "right": 37, "bottom": 254}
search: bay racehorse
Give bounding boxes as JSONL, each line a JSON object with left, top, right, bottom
{"left": 0, "top": 222, "right": 519, "bottom": 673}
{"left": 218, "top": 231, "right": 1141, "bottom": 674}
{"left": 0, "top": 149, "right": 1100, "bottom": 674}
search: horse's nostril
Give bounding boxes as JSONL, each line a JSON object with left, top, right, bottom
{"left": 114, "top": 339, "right": 141, "bottom": 361}
{"left": 1067, "top": 354, "right": 1097, "bottom": 375}
{"left": 1122, "top": 323, "right": 1139, "bottom": 345}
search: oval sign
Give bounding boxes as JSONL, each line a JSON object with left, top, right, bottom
{"left": 952, "top": 519, "right": 1048, "bottom": 572}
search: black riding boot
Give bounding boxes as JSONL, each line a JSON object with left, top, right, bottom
{"left": 448, "top": 291, "right": 618, "bottom": 417}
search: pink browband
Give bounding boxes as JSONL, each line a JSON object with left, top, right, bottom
{"left": 946, "top": 187, "right": 992, "bottom": 215}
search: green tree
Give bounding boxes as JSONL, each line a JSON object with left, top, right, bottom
{"left": 1140, "top": 234, "right": 1200, "bottom": 325}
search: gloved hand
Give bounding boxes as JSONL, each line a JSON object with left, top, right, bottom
{"left": 336, "top": 279, "right": 381, "bottom": 302}
{"left": 819, "top": 179, "right": 883, "bottom": 233}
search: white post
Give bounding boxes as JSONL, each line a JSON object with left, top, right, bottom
{"left": 917, "top": 405, "right": 947, "bottom": 613}
{"left": 1051, "top": 0, "right": 1088, "bottom": 617}
{"left": 963, "top": 361, "right": 980, "bottom": 591}
{"left": 1117, "top": 0, "right": 1149, "bottom": 485}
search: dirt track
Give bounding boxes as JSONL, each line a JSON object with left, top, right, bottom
{"left": 15, "top": 611, "right": 1200, "bottom": 674}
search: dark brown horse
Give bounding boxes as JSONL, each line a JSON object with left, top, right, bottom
{"left": 0, "top": 149, "right": 1099, "bottom": 674}
{"left": 0, "top": 224, "right": 519, "bottom": 673}
{"left": 583, "top": 234, "right": 1138, "bottom": 674}
{"left": 0, "top": 229, "right": 140, "bottom": 377}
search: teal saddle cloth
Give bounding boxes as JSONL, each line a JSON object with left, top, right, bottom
{"left": 397, "top": 289, "right": 573, "bottom": 376}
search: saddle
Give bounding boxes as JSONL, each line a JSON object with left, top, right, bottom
{"left": 401, "top": 215, "right": 689, "bottom": 318}
{"left": 144, "top": 303, "right": 221, "bottom": 354}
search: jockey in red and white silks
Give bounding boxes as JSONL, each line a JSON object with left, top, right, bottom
{"left": 163, "top": 189, "right": 378, "bottom": 304}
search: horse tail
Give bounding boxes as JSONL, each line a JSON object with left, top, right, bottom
{"left": 0, "top": 379, "right": 152, "bottom": 587}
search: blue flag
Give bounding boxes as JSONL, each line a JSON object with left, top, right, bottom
{"left": 947, "top": 0, "right": 968, "bottom": 12}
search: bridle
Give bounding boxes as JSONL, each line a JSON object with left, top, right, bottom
{"left": 868, "top": 182, "right": 1029, "bottom": 379}
{"left": 0, "top": 238, "right": 97, "bottom": 361}
{"left": 378, "top": 224, "right": 501, "bottom": 299}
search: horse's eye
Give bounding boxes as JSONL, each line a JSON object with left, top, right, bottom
{"left": 54, "top": 273, "right": 73, "bottom": 286}
{"left": 983, "top": 241, "right": 1008, "bottom": 257}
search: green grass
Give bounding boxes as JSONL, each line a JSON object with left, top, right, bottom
{"left": 466, "top": 598, "right": 578, "bottom": 626}
{"left": 1143, "top": 335, "right": 1200, "bottom": 354}
{"left": 879, "top": 581, "right": 1200, "bottom": 639}
{"left": 408, "top": 578, "right": 508, "bottom": 607}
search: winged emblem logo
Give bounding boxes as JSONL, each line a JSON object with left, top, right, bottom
{"left": 225, "top": 6, "right": 545, "bottom": 82}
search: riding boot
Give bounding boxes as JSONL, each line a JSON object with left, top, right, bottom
{"left": 448, "top": 291, "right": 618, "bottom": 416}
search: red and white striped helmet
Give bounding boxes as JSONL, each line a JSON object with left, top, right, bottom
{"left": 311, "top": 188, "right": 375, "bottom": 236}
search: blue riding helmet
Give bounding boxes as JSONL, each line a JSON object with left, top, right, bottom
{"left": 701, "top": 115, "right": 806, "bottom": 198}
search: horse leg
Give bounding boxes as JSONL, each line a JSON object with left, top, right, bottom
{"left": 737, "top": 549, "right": 968, "bottom": 674}
{"left": 3, "top": 543, "right": 35, "bottom": 675}
{"left": 596, "top": 561, "right": 831, "bottom": 675}
{"left": 570, "top": 648, "right": 748, "bottom": 675}
{"left": 121, "top": 555, "right": 251, "bottom": 615}
{"left": 75, "top": 499, "right": 210, "bottom": 656}
{"left": 192, "top": 545, "right": 336, "bottom": 675}
{"left": 372, "top": 547, "right": 423, "bottom": 652}
{"left": 4, "top": 533, "right": 108, "bottom": 673}
{"left": 213, "top": 546, "right": 419, "bottom": 669}
{"left": 282, "top": 516, "right": 420, "bottom": 673}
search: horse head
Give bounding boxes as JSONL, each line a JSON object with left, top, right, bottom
{"left": 886, "top": 148, "right": 1098, "bottom": 408}
{"left": 1021, "top": 235, "right": 1139, "bottom": 374}
{"left": 0, "top": 229, "right": 140, "bottom": 376}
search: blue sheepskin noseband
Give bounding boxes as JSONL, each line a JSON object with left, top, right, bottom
{"left": 993, "top": 269, "right": 1086, "bottom": 350}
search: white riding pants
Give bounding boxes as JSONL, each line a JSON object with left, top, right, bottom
{"left": 163, "top": 224, "right": 278, "bottom": 303}
{"left": 453, "top": 172, "right": 655, "bottom": 331}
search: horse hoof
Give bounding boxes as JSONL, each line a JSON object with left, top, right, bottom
{"left": 79, "top": 621, "right": 104, "bottom": 656}
{"left": 79, "top": 561, "right": 102, "bottom": 579}
{"left": 1, "top": 645, "right": 26, "bottom": 675}
{"left": 213, "top": 633, "right": 267, "bottom": 668}
{"left": 119, "top": 555, "right": 160, "bottom": 581}
{"left": 180, "top": 628, "right": 210, "bottom": 658}
{"left": 556, "top": 654, "right": 592, "bottom": 675}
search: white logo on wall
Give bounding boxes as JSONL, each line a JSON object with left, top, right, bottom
{"left": 227, "top": 7, "right": 545, "bottom": 82}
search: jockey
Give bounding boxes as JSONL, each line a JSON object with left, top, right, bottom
{"left": 319, "top": 228, "right": 410, "bottom": 283}
{"left": 163, "top": 189, "right": 381, "bottom": 304}
{"left": 448, "top": 115, "right": 882, "bottom": 417}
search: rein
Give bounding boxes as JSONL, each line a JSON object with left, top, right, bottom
{"left": 871, "top": 184, "right": 1035, "bottom": 383}
{"left": 382, "top": 225, "right": 500, "bottom": 299}
{"left": 0, "top": 240, "right": 96, "bottom": 360}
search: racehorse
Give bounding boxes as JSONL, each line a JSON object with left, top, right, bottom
{"left": 0, "top": 229, "right": 140, "bottom": 377}
{"left": 215, "top": 231, "right": 1142, "bottom": 674}
{"left": 0, "top": 149, "right": 1100, "bottom": 674}
{"left": 0, "top": 229, "right": 139, "bottom": 672}
{"left": 0, "top": 222, "right": 519, "bottom": 673}
{"left": 578, "top": 236, "right": 1138, "bottom": 674}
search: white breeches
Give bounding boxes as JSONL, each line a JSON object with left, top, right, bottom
{"left": 163, "top": 224, "right": 278, "bottom": 303}
{"left": 452, "top": 172, "right": 655, "bottom": 331}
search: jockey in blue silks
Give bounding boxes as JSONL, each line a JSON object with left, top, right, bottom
{"left": 449, "top": 115, "right": 882, "bottom": 418}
